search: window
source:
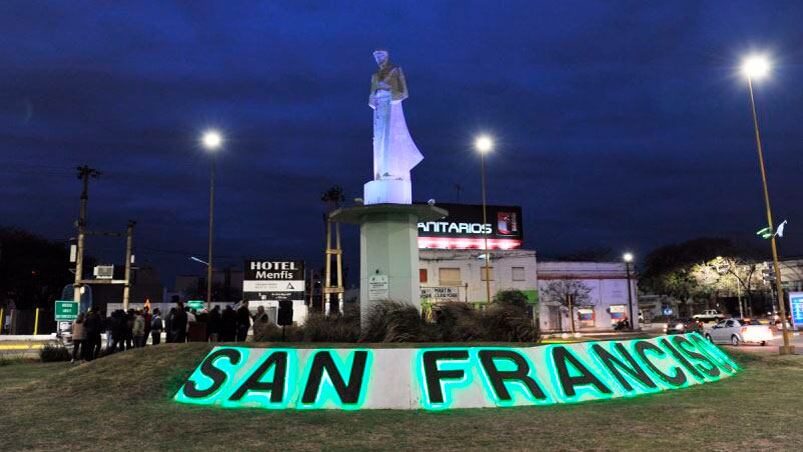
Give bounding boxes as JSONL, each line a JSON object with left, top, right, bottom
{"left": 419, "top": 268, "right": 428, "bottom": 283}
{"left": 480, "top": 266, "right": 494, "bottom": 281}
{"left": 439, "top": 268, "right": 461, "bottom": 286}
{"left": 512, "top": 267, "right": 525, "bottom": 281}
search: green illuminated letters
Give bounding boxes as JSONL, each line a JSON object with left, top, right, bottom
{"left": 634, "top": 341, "right": 687, "bottom": 387}
{"left": 301, "top": 350, "right": 369, "bottom": 406}
{"left": 551, "top": 346, "right": 612, "bottom": 398}
{"left": 590, "top": 343, "right": 656, "bottom": 392}
{"left": 182, "top": 348, "right": 242, "bottom": 399}
{"left": 478, "top": 349, "right": 547, "bottom": 402}
{"left": 229, "top": 351, "right": 288, "bottom": 403}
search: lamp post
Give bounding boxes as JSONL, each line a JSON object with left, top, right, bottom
{"left": 623, "top": 252, "right": 635, "bottom": 330}
{"left": 202, "top": 130, "right": 222, "bottom": 310}
{"left": 475, "top": 135, "right": 493, "bottom": 305}
{"left": 741, "top": 55, "right": 793, "bottom": 355}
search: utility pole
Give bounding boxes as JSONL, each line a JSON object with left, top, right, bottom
{"left": 74, "top": 165, "right": 101, "bottom": 305}
{"left": 567, "top": 293, "right": 576, "bottom": 334}
{"left": 122, "top": 220, "right": 135, "bottom": 310}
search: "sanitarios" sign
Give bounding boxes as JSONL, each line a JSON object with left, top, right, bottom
{"left": 173, "top": 333, "right": 739, "bottom": 410}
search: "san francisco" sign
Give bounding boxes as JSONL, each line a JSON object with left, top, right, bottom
{"left": 174, "top": 333, "right": 739, "bottom": 410}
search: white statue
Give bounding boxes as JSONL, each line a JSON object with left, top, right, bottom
{"left": 363, "top": 50, "right": 423, "bottom": 204}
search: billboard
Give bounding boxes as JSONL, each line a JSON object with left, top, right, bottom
{"left": 243, "top": 260, "right": 305, "bottom": 303}
{"left": 416, "top": 203, "right": 523, "bottom": 250}
{"left": 790, "top": 292, "right": 803, "bottom": 331}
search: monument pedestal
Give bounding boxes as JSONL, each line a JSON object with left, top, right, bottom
{"left": 329, "top": 203, "right": 447, "bottom": 325}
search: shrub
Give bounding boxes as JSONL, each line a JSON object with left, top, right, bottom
{"left": 360, "top": 301, "right": 431, "bottom": 342}
{"left": 301, "top": 309, "right": 360, "bottom": 343}
{"left": 480, "top": 302, "right": 539, "bottom": 342}
{"left": 494, "top": 290, "right": 530, "bottom": 309}
{"left": 432, "top": 302, "right": 484, "bottom": 342}
{"left": 39, "top": 344, "right": 71, "bottom": 362}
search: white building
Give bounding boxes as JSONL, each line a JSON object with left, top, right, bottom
{"left": 419, "top": 249, "right": 538, "bottom": 304}
{"left": 537, "top": 261, "right": 638, "bottom": 332}
{"left": 417, "top": 249, "right": 639, "bottom": 332}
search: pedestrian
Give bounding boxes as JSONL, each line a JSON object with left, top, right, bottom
{"left": 132, "top": 309, "right": 145, "bottom": 347}
{"left": 71, "top": 313, "right": 86, "bottom": 363}
{"left": 236, "top": 300, "right": 251, "bottom": 342}
{"left": 150, "top": 308, "right": 163, "bottom": 345}
{"left": 221, "top": 305, "right": 237, "bottom": 342}
{"left": 83, "top": 307, "right": 101, "bottom": 361}
{"left": 171, "top": 301, "right": 188, "bottom": 343}
{"left": 251, "top": 306, "right": 270, "bottom": 342}
{"left": 142, "top": 306, "right": 152, "bottom": 346}
{"left": 104, "top": 311, "right": 115, "bottom": 353}
{"left": 208, "top": 306, "right": 222, "bottom": 342}
{"left": 124, "top": 309, "right": 135, "bottom": 350}
{"left": 110, "top": 310, "right": 126, "bottom": 351}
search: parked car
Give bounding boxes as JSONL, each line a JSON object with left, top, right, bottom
{"left": 663, "top": 318, "right": 704, "bottom": 335}
{"left": 705, "top": 318, "right": 773, "bottom": 346}
{"left": 693, "top": 309, "right": 725, "bottom": 324}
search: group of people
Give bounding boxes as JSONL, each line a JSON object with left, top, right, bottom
{"left": 69, "top": 299, "right": 267, "bottom": 363}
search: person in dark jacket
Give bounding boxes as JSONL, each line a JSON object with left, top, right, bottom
{"left": 235, "top": 301, "right": 251, "bottom": 342}
{"left": 150, "top": 308, "right": 163, "bottom": 345}
{"left": 124, "top": 309, "right": 135, "bottom": 350}
{"left": 221, "top": 305, "right": 237, "bottom": 342}
{"left": 108, "top": 310, "right": 122, "bottom": 352}
{"left": 142, "top": 306, "right": 152, "bottom": 346}
{"left": 82, "top": 307, "right": 102, "bottom": 361}
{"left": 208, "top": 306, "right": 222, "bottom": 342}
{"left": 164, "top": 308, "right": 175, "bottom": 343}
{"left": 171, "top": 301, "right": 188, "bottom": 343}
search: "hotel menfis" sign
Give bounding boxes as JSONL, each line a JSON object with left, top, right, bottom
{"left": 173, "top": 333, "right": 739, "bottom": 410}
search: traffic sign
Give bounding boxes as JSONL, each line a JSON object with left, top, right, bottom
{"left": 54, "top": 300, "right": 79, "bottom": 321}
{"left": 186, "top": 300, "right": 205, "bottom": 311}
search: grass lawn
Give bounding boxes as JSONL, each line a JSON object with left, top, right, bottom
{"left": 1, "top": 343, "right": 801, "bottom": 451}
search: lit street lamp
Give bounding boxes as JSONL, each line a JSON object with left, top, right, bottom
{"left": 623, "top": 252, "right": 635, "bottom": 330}
{"left": 740, "top": 55, "right": 793, "bottom": 354}
{"left": 475, "top": 135, "right": 493, "bottom": 305}
{"left": 202, "top": 130, "right": 223, "bottom": 310}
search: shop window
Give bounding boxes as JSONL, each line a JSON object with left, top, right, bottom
{"left": 480, "top": 266, "right": 494, "bottom": 281}
{"left": 439, "top": 268, "right": 461, "bottom": 286}
{"left": 419, "top": 268, "right": 428, "bottom": 283}
{"left": 577, "top": 307, "right": 595, "bottom": 328}
{"left": 512, "top": 267, "right": 525, "bottom": 281}
{"left": 609, "top": 305, "right": 627, "bottom": 321}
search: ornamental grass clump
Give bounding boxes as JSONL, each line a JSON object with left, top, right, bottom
{"left": 39, "top": 344, "right": 71, "bottom": 362}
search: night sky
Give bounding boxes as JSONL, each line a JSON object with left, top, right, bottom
{"left": 2, "top": 1, "right": 803, "bottom": 288}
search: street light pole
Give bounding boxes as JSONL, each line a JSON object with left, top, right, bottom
{"left": 202, "top": 130, "right": 223, "bottom": 311}
{"left": 206, "top": 155, "right": 215, "bottom": 310}
{"left": 744, "top": 64, "right": 793, "bottom": 354}
{"left": 475, "top": 136, "right": 493, "bottom": 305}
{"left": 623, "top": 252, "right": 634, "bottom": 330}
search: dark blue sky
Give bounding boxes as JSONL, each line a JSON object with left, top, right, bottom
{"left": 2, "top": 1, "right": 802, "bottom": 287}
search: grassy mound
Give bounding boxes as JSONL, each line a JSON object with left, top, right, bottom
{"left": 1, "top": 344, "right": 802, "bottom": 451}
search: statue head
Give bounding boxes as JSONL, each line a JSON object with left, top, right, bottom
{"left": 373, "top": 49, "right": 389, "bottom": 67}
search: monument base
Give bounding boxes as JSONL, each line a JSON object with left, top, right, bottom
{"left": 363, "top": 179, "right": 412, "bottom": 205}
{"left": 329, "top": 203, "right": 447, "bottom": 326}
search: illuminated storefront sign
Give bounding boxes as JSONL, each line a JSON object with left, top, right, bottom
{"left": 174, "top": 333, "right": 739, "bottom": 410}
{"left": 416, "top": 203, "right": 523, "bottom": 250}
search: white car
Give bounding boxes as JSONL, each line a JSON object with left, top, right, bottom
{"left": 706, "top": 318, "right": 773, "bottom": 346}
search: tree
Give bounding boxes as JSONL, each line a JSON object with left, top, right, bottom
{"left": 0, "top": 227, "right": 72, "bottom": 310}
{"left": 541, "top": 280, "right": 593, "bottom": 333}
{"left": 639, "top": 237, "right": 767, "bottom": 315}
{"left": 493, "top": 289, "right": 529, "bottom": 309}
{"left": 321, "top": 185, "right": 345, "bottom": 213}
{"left": 690, "top": 256, "right": 765, "bottom": 316}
